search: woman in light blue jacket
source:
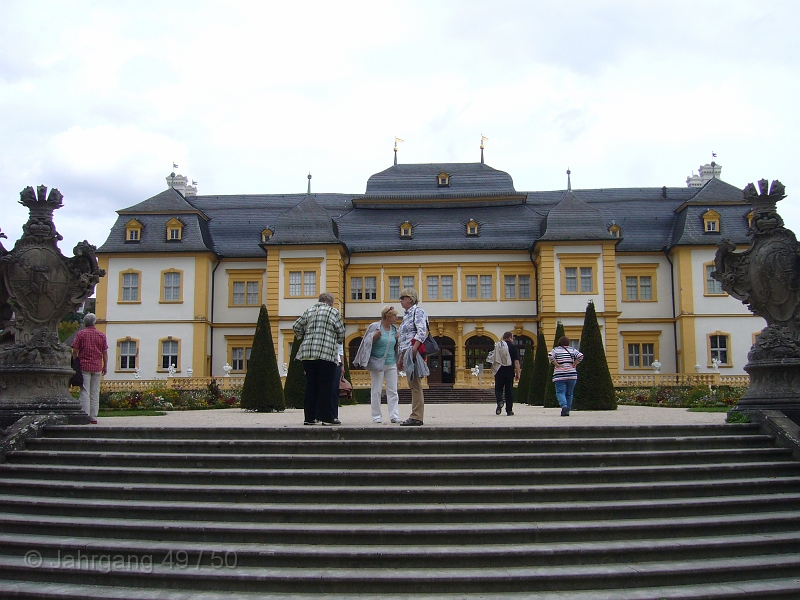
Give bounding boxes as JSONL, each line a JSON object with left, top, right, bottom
{"left": 354, "top": 305, "right": 400, "bottom": 423}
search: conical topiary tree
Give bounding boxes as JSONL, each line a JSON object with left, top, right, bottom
{"left": 240, "top": 304, "right": 285, "bottom": 412}
{"left": 528, "top": 329, "right": 549, "bottom": 406}
{"left": 515, "top": 341, "right": 534, "bottom": 406}
{"left": 573, "top": 300, "right": 617, "bottom": 411}
{"left": 283, "top": 337, "right": 306, "bottom": 409}
{"left": 543, "top": 322, "right": 565, "bottom": 408}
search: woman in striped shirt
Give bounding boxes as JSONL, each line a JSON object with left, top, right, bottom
{"left": 548, "top": 336, "right": 584, "bottom": 417}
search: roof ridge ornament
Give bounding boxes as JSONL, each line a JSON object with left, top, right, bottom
{"left": 567, "top": 168, "right": 572, "bottom": 191}
{"left": 480, "top": 134, "right": 488, "bottom": 164}
{"left": 307, "top": 173, "right": 312, "bottom": 195}
{"left": 394, "top": 137, "right": 404, "bottom": 166}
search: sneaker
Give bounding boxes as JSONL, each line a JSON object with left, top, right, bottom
{"left": 390, "top": 417, "right": 401, "bottom": 423}
{"left": 303, "top": 421, "right": 317, "bottom": 426}
{"left": 560, "top": 407, "right": 570, "bottom": 417}
{"left": 321, "top": 421, "right": 338, "bottom": 426}
{"left": 373, "top": 419, "right": 382, "bottom": 424}
{"left": 496, "top": 402, "right": 504, "bottom": 416}
{"left": 332, "top": 419, "right": 341, "bottom": 425}
{"left": 506, "top": 411, "right": 514, "bottom": 416}
{"left": 399, "top": 418, "right": 423, "bottom": 426}
{"left": 89, "top": 419, "right": 98, "bottom": 424}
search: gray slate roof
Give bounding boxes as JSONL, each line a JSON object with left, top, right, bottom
{"left": 539, "top": 191, "right": 613, "bottom": 242}
{"left": 364, "top": 163, "right": 516, "bottom": 198}
{"left": 97, "top": 165, "right": 753, "bottom": 258}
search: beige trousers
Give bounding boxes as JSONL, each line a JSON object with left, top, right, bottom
{"left": 408, "top": 373, "right": 425, "bottom": 421}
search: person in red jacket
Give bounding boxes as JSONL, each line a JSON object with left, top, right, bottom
{"left": 71, "top": 313, "right": 108, "bottom": 424}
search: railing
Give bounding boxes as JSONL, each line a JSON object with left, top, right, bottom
{"left": 101, "top": 371, "right": 749, "bottom": 394}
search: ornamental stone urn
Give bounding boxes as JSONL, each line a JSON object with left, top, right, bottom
{"left": 0, "top": 185, "right": 105, "bottom": 427}
{"left": 712, "top": 179, "right": 800, "bottom": 422}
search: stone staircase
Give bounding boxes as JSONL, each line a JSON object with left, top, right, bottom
{"left": 398, "top": 386, "right": 496, "bottom": 403}
{"left": 0, "top": 423, "right": 799, "bottom": 598}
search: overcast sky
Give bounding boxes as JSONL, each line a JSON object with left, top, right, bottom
{"left": 2, "top": 0, "right": 799, "bottom": 255}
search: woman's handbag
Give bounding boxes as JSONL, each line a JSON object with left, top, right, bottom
{"left": 338, "top": 376, "right": 353, "bottom": 398}
{"left": 413, "top": 307, "right": 440, "bottom": 357}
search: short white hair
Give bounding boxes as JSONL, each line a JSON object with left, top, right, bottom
{"left": 83, "top": 313, "right": 97, "bottom": 326}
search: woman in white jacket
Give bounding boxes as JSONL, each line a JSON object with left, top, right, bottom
{"left": 353, "top": 305, "right": 400, "bottom": 423}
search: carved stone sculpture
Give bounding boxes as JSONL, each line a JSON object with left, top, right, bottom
{"left": 0, "top": 185, "right": 105, "bottom": 426}
{"left": 712, "top": 179, "right": 800, "bottom": 419}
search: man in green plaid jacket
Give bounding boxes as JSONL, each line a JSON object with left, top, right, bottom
{"left": 293, "top": 292, "right": 345, "bottom": 425}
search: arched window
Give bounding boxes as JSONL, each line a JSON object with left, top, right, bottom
{"left": 348, "top": 337, "right": 362, "bottom": 369}
{"left": 465, "top": 335, "right": 494, "bottom": 368}
{"left": 514, "top": 335, "right": 534, "bottom": 361}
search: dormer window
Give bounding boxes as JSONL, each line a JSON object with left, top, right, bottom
{"left": 609, "top": 224, "right": 622, "bottom": 238}
{"left": 702, "top": 209, "right": 721, "bottom": 233}
{"left": 125, "top": 219, "right": 143, "bottom": 243}
{"left": 437, "top": 172, "right": 451, "bottom": 187}
{"left": 261, "top": 228, "right": 273, "bottom": 242}
{"left": 466, "top": 220, "right": 479, "bottom": 236}
{"left": 400, "top": 221, "right": 413, "bottom": 238}
{"left": 166, "top": 218, "right": 183, "bottom": 241}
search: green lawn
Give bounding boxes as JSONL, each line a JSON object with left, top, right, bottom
{"left": 687, "top": 406, "right": 731, "bottom": 413}
{"left": 97, "top": 410, "right": 167, "bottom": 417}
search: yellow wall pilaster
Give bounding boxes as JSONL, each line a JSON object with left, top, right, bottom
{"left": 673, "top": 247, "right": 696, "bottom": 372}
{"left": 94, "top": 256, "right": 109, "bottom": 336}
{"left": 602, "top": 241, "right": 619, "bottom": 374}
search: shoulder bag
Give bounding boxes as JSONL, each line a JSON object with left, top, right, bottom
{"left": 366, "top": 327, "right": 391, "bottom": 371}
{"left": 414, "top": 307, "right": 440, "bottom": 357}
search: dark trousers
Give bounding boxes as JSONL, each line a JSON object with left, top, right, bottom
{"left": 303, "top": 360, "right": 336, "bottom": 423}
{"left": 495, "top": 374, "right": 514, "bottom": 414}
{"left": 328, "top": 364, "right": 342, "bottom": 420}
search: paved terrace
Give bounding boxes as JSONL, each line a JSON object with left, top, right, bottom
{"left": 97, "top": 404, "right": 728, "bottom": 428}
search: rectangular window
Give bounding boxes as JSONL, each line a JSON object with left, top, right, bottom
{"left": 640, "top": 276, "right": 652, "bottom": 300}
{"left": 161, "top": 340, "right": 179, "bottom": 370}
{"left": 163, "top": 272, "right": 181, "bottom": 301}
{"left": 351, "top": 277, "right": 363, "bottom": 300}
{"left": 625, "top": 275, "right": 652, "bottom": 301}
{"left": 128, "top": 229, "right": 139, "bottom": 241}
{"left": 706, "top": 265, "right": 723, "bottom": 294}
{"left": 441, "top": 275, "right": 453, "bottom": 299}
{"left": 641, "top": 343, "right": 654, "bottom": 367}
{"left": 427, "top": 276, "right": 439, "bottom": 300}
{"left": 232, "top": 347, "right": 245, "bottom": 371}
{"left": 246, "top": 281, "right": 258, "bottom": 305}
{"left": 233, "top": 281, "right": 246, "bottom": 305}
{"left": 303, "top": 272, "right": 316, "bottom": 297}
{"left": 389, "top": 277, "right": 400, "bottom": 300}
{"left": 628, "top": 343, "right": 640, "bottom": 368}
{"left": 480, "top": 275, "right": 492, "bottom": 298}
{"left": 466, "top": 275, "right": 478, "bottom": 299}
{"left": 626, "top": 276, "right": 638, "bottom": 301}
{"left": 565, "top": 268, "right": 577, "bottom": 292}
{"left": 519, "top": 275, "right": 531, "bottom": 299}
{"left": 119, "top": 341, "right": 136, "bottom": 370}
{"left": 169, "top": 228, "right": 180, "bottom": 240}
{"left": 122, "top": 273, "right": 139, "bottom": 302}
{"left": 710, "top": 335, "right": 729, "bottom": 364}
{"left": 505, "top": 275, "right": 516, "bottom": 299}
{"left": 364, "top": 277, "right": 377, "bottom": 300}
{"left": 580, "top": 267, "right": 593, "bottom": 293}
{"left": 402, "top": 276, "right": 414, "bottom": 290}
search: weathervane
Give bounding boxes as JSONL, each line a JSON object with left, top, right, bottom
{"left": 480, "top": 134, "right": 488, "bottom": 164}
{"left": 567, "top": 168, "right": 572, "bottom": 191}
{"left": 394, "top": 137, "right": 404, "bottom": 166}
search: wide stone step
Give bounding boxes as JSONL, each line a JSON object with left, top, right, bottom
{"left": 7, "top": 447, "right": 790, "bottom": 470}
{"left": 3, "top": 578, "right": 800, "bottom": 600}
{"left": 3, "top": 476, "right": 800, "bottom": 504}
{"left": 2, "top": 530, "right": 799, "bottom": 569}
{"left": 1, "top": 492, "right": 799, "bottom": 524}
{"left": 0, "top": 552, "right": 798, "bottom": 594}
{"left": 1, "top": 511, "right": 799, "bottom": 545}
{"left": 21, "top": 433, "right": 779, "bottom": 454}
{"left": 40, "top": 423, "right": 763, "bottom": 440}
{"left": 2, "top": 461, "right": 798, "bottom": 486}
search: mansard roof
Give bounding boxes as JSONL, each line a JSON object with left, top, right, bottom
{"left": 538, "top": 191, "right": 613, "bottom": 242}
{"left": 263, "top": 195, "right": 343, "bottom": 247}
{"left": 363, "top": 163, "right": 517, "bottom": 200}
{"left": 97, "top": 164, "right": 755, "bottom": 258}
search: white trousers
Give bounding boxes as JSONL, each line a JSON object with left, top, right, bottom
{"left": 79, "top": 371, "right": 102, "bottom": 420}
{"left": 370, "top": 364, "right": 400, "bottom": 422}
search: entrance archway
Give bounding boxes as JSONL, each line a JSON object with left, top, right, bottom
{"left": 428, "top": 336, "right": 455, "bottom": 385}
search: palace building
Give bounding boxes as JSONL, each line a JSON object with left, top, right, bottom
{"left": 94, "top": 156, "right": 762, "bottom": 385}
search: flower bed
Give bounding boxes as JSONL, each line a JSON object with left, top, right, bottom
{"left": 100, "top": 380, "right": 241, "bottom": 411}
{"left": 615, "top": 384, "right": 746, "bottom": 409}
